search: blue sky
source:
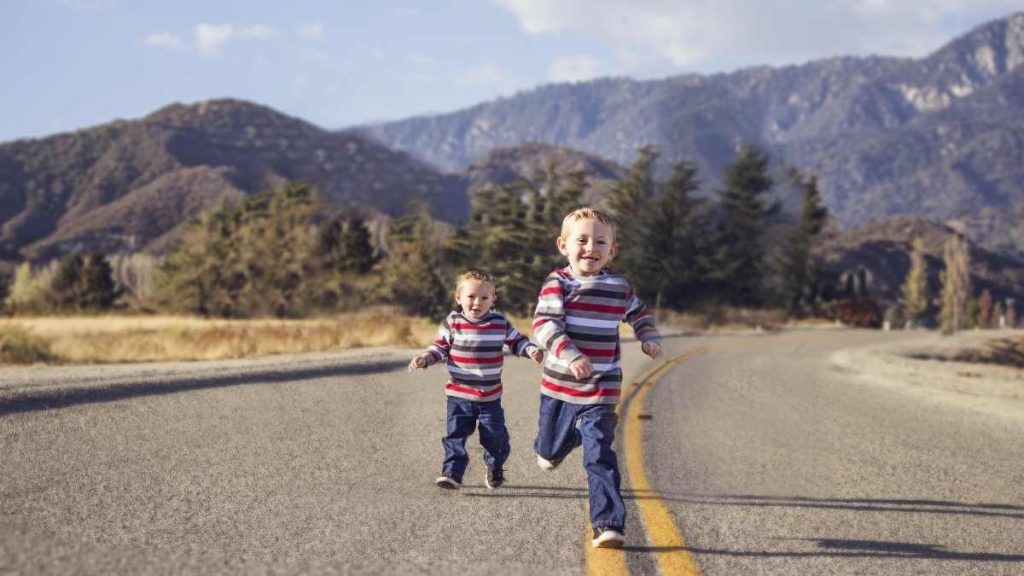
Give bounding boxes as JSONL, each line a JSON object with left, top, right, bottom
{"left": 1, "top": 0, "right": 1019, "bottom": 143}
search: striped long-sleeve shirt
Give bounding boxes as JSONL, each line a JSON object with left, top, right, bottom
{"left": 533, "top": 266, "right": 660, "bottom": 405}
{"left": 418, "top": 310, "right": 539, "bottom": 402}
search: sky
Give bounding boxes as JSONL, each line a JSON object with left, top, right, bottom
{"left": 1, "top": 0, "right": 1020, "bottom": 143}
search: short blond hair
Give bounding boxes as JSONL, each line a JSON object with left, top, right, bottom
{"left": 454, "top": 269, "right": 496, "bottom": 297}
{"left": 560, "top": 206, "right": 618, "bottom": 240}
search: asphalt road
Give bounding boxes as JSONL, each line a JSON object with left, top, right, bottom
{"left": 1, "top": 330, "right": 1022, "bottom": 575}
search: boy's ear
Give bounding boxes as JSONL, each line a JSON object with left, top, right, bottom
{"left": 610, "top": 242, "right": 619, "bottom": 260}
{"left": 556, "top": 235, "right": 568, "bottom": 256}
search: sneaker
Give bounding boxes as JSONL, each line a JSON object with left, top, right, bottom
{"left": 536, "top": 454, "right": 562, "bottom": 471}
{"left": 592, "top": 528, "right": 625, "bottom": 548}
{"left": 435, "top": 476, "right": 461, "bottom": 490}
{"left": 485, "top": 467, "right": 505, "bottom": 489}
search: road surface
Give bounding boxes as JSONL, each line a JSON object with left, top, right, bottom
{"left": 1, "top": 329, "right": 1022, "bottom": 574}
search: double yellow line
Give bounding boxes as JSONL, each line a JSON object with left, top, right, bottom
{"left": 586, "top": 347, "right": 708, "bottom": 576}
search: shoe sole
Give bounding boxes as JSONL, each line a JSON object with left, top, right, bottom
{"left": 592, "top": 530, "right": 625, "bottom": 548}
{"left": 536, "top": 455, "right": 562, "bottom": 471}
{"left": 435, "top": 477, "right": 461, "bottom": 490}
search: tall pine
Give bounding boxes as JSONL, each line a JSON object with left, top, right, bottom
{"left": 778, "top": 169, "right": 828, "bottom": 313}
{"left": 711, "top": 145, "right": 777, "bottom": 306}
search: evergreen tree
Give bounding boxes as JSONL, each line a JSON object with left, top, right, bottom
{"left": 939, "top": 233, "right": 971, "bottom": 334}
{"left": 640, "top": 159, "right": 705, "bottom": 309}
{"left": 778, "top": 169, "right": 829, "bottom": 313}
{"left": 339, "top": 216, "right": 376, "bottom": 274}
{"left": 80, "top": 253, "right": 119, "bottom": 310}
{"left": 51, "top": 253, "right": 85, "bottom": 309}
{"left": 606, "top": 146, "right": 658, "bottom": 292}
{"left": 900, "top": 238, "right": 929, "bottom": 327}
{"left": 378, "top": 206, "right": 449, "bottom": 318}
{"left": 710, "top": 145, "right": 777, "bottom": 306}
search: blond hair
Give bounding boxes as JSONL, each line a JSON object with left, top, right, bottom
{"left": 560, "top": 206, "right": 618, "bottom": 240}
{"left": 454, "top": 269, "right": 496, "bottom": 297}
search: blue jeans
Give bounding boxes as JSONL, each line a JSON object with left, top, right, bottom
{"left": 442, "top": 396, "right": 511, "bottom": 482}
{"left": 534, "top": 395, "right": 625, "bottom": 532}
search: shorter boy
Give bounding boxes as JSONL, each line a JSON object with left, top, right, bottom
{"left": 409, "top": 269, "right": 543, "bottom": 490}
{"left": 533, "top": 207, "right": 662, "bottom": 548}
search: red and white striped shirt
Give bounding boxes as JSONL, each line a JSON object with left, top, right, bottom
{"left": 418, "top": 310, "right": 539, "bottom": 402}
{"left": 533, "top": 266, "right": 660, "bottom": 405}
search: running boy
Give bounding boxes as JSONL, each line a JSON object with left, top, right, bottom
{"left": 409, "top": 270, "right": 544, "bottom": 490}
{"left": 532, "top": 207, "right": 662, "bottom": 549}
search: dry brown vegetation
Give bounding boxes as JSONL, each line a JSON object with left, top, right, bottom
{"left": 0, "top": 308, "right": 437, "bottom": 364}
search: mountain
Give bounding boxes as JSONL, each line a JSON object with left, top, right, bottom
{"left": 814, "top": 215, "right": 1024, "bottom": 305}
{"left": 0, "top": 99, "right": 467, "bottom": 261}
{"left": 365, "top": 13, "right": 1024, "bottom": 254}
{"left": 464, "top": 142, "right": 626, "bottom": 203}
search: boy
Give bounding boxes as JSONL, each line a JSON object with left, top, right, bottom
{"left": 532, "top": 207, "right": 662, "bottom": 549}
{"left": 409, "top": 269, "right": 544, "bottom": 490}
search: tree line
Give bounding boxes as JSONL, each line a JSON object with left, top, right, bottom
{"left": 0, "top": 144, "right": 1013, "bottom": 332}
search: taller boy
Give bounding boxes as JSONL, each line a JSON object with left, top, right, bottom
{"left": 533, "top": 207, "right": 663, "bottom": 549}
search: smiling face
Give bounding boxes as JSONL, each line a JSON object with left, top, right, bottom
{"left": 455, "top": 279, "right": 495, "bottom": 319}
{"left": 557, "top": 218, "right": 618, "bottom": 277}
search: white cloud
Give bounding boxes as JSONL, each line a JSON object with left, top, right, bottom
{"left": 196, "top": 23, "right": 234, "bottom": 57}
{"left": 548, "top": 55, "right": 605, "bottom": 83}
{"left": 298, "top": 22, "right": 325, "bottom": 41}
{"left": 491, "top": 0, "right": 1021, "bottom": 72}
{"left": 142, "top": 33, "right": 184, "bottom": 50}
{"left": 238, "top": 24, "right": 278, "bottom": 40}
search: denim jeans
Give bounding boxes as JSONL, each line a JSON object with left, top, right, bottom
{"left": 442, "top": 396, "right": 511, "bottom": 482}
{"left": 534, "top": 395, "right": 625, "bottom": 532}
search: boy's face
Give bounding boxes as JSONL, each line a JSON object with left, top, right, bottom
{"left": 455, "top": 279, "right": 495, "bottom": 319}
{"left": 557, "top": 218, "right": 618, "bottom": 277}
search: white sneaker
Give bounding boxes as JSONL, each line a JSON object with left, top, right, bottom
{"left": 592, "top": 528, "right": 625, "bottom": 548}
{"left": 536, "top": 455, "right": 561, "bottom": 471}
{"left": 435, "top": 476, "right": 461, "bottom": 490}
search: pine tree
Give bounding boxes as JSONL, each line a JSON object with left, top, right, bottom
{"left": 640, "top": 159, "right": 705, "bottom": 309}
{"left": 900, "top": 238, "right": 929, "bottom": 327}
{"left": 378, "top": 206, "right": 449, "bottom": 318}
{"left": 710, "top": 145, "right": 777, "bottom": 306}
{"left": 939, "top": 233, "right": 971, "bottom": 334}
{"left": 778, "top": 169, "right": 829, "bottom": 313}
{"left": 606, "top": 146, "right": 658, "bottom": 292}
{"left": 51, "top": 253, "right": 85, "bottom": 309}
{"left": 80, "top": 253, "right": 119, "bottom": 310}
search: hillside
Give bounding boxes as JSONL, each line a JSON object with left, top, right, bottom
{"left": 366, "top": 13, "right": 1024, "bottom": 254}
{"left": 814, "top": 216, "right": 1024, "bottom": 306}
{"left": 0, "top": 100, "right": 467, "bottom": 261}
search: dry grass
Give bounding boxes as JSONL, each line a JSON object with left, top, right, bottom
{"left": 0, "top": 308, "right": 437, "bottom": 364}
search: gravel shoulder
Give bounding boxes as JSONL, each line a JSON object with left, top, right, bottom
{"left": 831, "top": 330, "right": 1024, "bottom": 423}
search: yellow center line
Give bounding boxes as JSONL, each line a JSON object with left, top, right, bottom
{"left": 584, "top": 357, "right": 678, "bottom": 576}
{"left": 626, "top": 347, "right": 707, "bottom": 575}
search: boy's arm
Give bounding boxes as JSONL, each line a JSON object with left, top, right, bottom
{"left": 503, "top": 319, "right": 541, "bottom": 359}
{"left": 418, "top": 316, "right": 453, "bottom": 367}
{"left": 624, "top": 287, "right": 661, "bottom": 345}
{"left": 532, "top": 273, "right": 583, "bottom": 364}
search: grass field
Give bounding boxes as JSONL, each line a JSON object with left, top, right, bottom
{"left": 0, "top": 308, "right": 438, "bottom": 364}
{"left": 0, "top": 306, "right": 795, "bottom": 365}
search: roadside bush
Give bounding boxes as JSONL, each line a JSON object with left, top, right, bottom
{"left": 824, "top": 297, "right": 882, "bottom": 328}
{"left": 0, "top": 325, "right": 55, "bottom": 364}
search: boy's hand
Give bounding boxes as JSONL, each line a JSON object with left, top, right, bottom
{"left": 408, "top": 357, "right": 428, "bottom": 372}
{"left": 529, "top": 348, "right": 544, "bottom": 364}
{"left": 642, "top": 341, "right": 663, "bottom": 359}
{"left": 569, "top": 356, "right": 594, "bottom": 380}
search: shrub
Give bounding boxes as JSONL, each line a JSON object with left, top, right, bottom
{"left": 0, "top": 326, "right": 55, "bottom": 364}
